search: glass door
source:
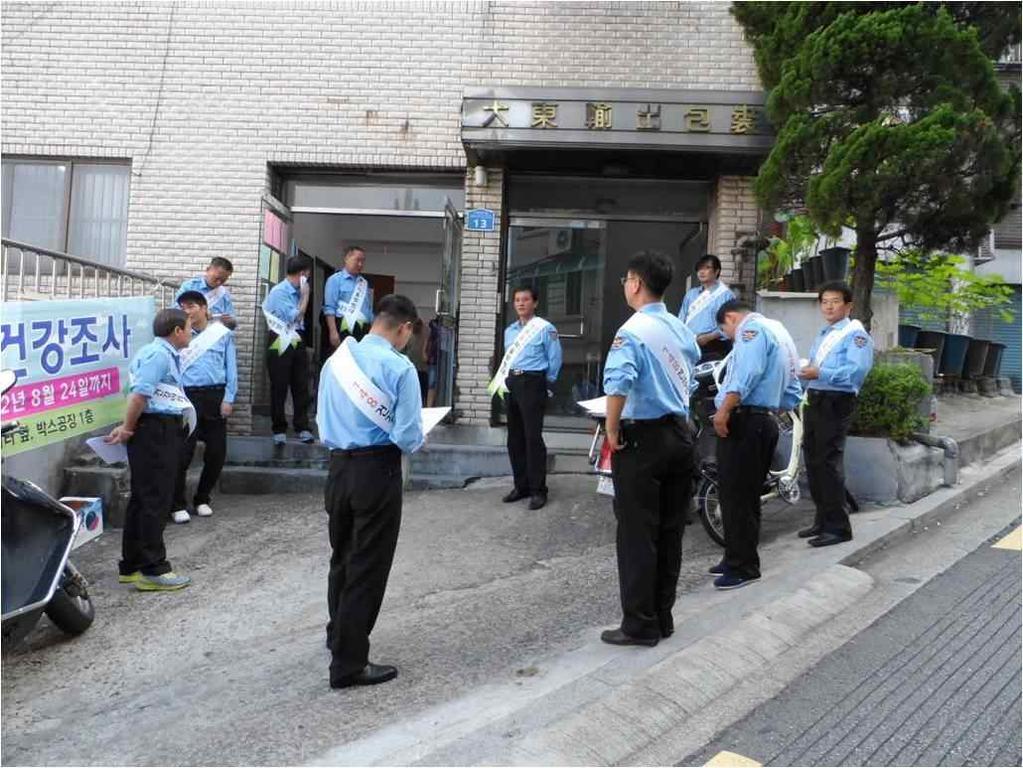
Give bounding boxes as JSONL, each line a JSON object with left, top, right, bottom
{"left": 503, "top": 218, "right": 606, "bottom": 430}
{"left": 434, "top": 199, "right": 462, "bottom": 409}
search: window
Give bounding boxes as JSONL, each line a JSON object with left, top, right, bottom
{"left": 1, "top": 159, "right": 130, "bottom": 267}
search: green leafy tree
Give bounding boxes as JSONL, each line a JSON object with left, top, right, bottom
{"left": 732, "top": 2, "right": 1021, "bottom": 329}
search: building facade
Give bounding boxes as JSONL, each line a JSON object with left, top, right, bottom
{"left": 1, "top": 1, "right": 767, "bottom": 433}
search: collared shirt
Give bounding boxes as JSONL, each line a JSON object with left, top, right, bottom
{"left": 317, "top": 334, "right": 424, "bottom": 453}
{"left": 603, "top": 302, "right": 701, "bottom": 419}
{"left": 176, "top": 276, "right": 235, "bottom": 318}
{"left": 502, "top": 317, "right": 563, "bottom": 384}
{"left": 716, "top": 314, "right": 803, "bottom": 410}
{"left": 263, "top": 279, "right": 304, "bottom": 329}
{"left": 806, "top": 317, "right": 874, "bottom": 395}
{"left": 678, "top": 281, "right": 735, "bottom": 336}
{"left": 181, "top": 324, "right": 239, "bottom": 403}
{"left": 129, "top": 337, "right": 185, "bottom": 415}
{"left": 323, "top": 269, "right": 374, "bottom": 323}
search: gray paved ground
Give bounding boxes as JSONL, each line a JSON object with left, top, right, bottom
{"left": 686, "top": 515, "right": 1023, "bottom": 767}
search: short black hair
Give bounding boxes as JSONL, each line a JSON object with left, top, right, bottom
{"left": 512, "top": 284, "right": 538, "bottom": 301}
{"left": 375, "top": 294, "right": 419, "bottom": 327}
{"left": 343, "top": 245, "right": 365, "bottom": 258}
{"left": 209, "top": 257, "right": 234, "bottom": 273}
{"left": 695, "top": 254, "right": 722, "bottom": 274}
{"left": 626, "top": 250, "right": 673, "bottom": 298}
{"left": 177, "top": 290, "right": 207, "bottom": 307}
{"left": 153, "top": 308, "right": 189, "bottom": 338}
{"left": 286, "top": 255, "right": 312, "bottom": 275}
{"left": 715, "top": 299, "right": 752, "bottom": 325}
{"left": 818, "top": 280, "right": 853, "bottom": 303}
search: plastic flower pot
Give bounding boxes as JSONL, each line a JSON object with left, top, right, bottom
{"left": 964, "top": 339, "right": 990, "bottom": 380}
{"left": 939, "top": 333, "right": 971, "bottom": 377}
{"left": 788, "top": 268, "right": 805, "bottom": 292}
{"left": 805, "top": 256, "right": 823, "bottom": 291}
{"left": 819, "top": 246, "right": 851, "bottom": 282}
{"left": 914, "top": 330, "right": 946, "bottom": 371}
{"left": 983, "top": 342, "right": 1005, "bottom": 377}
{"left": 898, "top": 324, "right": 921, "bottom": 349}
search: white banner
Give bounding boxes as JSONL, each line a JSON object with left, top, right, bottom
{"left": 686, "top": 281, "right": 729, "bottom": 324}
{"left": 341, "top": 276, "right": 370, "bottom": 334}
{"left": 327, "top": 337, "right": 396, "bottom": 433}
{"left": 813, "top": 319, "right": 866, "bottom": 367}
{"left": 179, "top": 322, "right": 231, "bottom": 372}
{"left": 151, "top": 383, "right": 197, "bottom": 435}
{"left": 623, "top": 311, "right": 693, "bottom": 407}
{"left": 262, "top": 306, "right": 300, "bottom": 353}
{"left": 487, "top": 316, "right": 548, "bottom": 398}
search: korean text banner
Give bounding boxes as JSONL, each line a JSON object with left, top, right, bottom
{"left": 1, "top": 297, "right": 156, "bottom": 456}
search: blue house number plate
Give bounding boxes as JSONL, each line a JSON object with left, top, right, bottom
{"left": 466, "top": 208, "right": 496, "bottom": 232}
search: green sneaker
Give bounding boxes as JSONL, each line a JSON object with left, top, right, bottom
{"left": 135, "top": 571, "right": 191, "bottom": 592}
{"left": 118, "top": 571, "right": 142, "bottom": 584}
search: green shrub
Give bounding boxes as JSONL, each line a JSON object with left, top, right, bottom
{"left": 851, "top": 363, "right": 931, "bottom": 442}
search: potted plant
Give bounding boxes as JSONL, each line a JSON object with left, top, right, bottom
{"left": 757, "top": 211, "right": 818, "bottom": 291}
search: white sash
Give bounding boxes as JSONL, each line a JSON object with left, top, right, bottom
{"left": 327, "top": 337, "right": 396, "bottom": 433}
{"left": 813, "top": 319, "right": 865, "bottom": 367}
{"left": 622, "top": 311, "right": 692, "bottom": 406}
{"left": 743, "top": 313, "right": 800, "bottom": 389}
{"left": 150, "top": 383, "right": 197, "bottom": 435}
{"left": 179, "top": 322, "right": 230, "bottom": 372}
{"left": 203, "top": 285, "right": 227, "bottom": 310}
{"left": 341, "top": 277, "right": 370, "bottom": 333}
{"left": 262, "top": 305, "right": 300, "bottom": 352}
{"left": 686, "top": 282, "right": 729, "bottom": 324}
{"left": 487, "top": 317, "right": 548, "bottom": 398}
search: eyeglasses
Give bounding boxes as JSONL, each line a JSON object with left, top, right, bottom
{"left": 620, "top": 275, "right": 639, "bottom": 286}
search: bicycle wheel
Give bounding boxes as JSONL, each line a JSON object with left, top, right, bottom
{"left": 697, "top": 475, "right": 725, "bottom": 547}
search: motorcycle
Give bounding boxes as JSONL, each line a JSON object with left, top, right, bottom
{"left": 1, "top": 370, "right": 96, "bottom": 645}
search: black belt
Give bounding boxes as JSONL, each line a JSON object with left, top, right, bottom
{"left": 733, "top": 405, "right": 773, "bottom": 415}
{"left": 330, "top": 444, "right": 400, "bottom": 459}
{"left": 508, "top": 369, "right": 544, "bottom": 377}
{"left": 621, "top": 414, "right": 688, "bottom": 427}
{"left": 184, "top": 384, "right": 225, "bottom": 392}
{"left": 138, "top": 412, "right": 183, "bottom": 423}
{"left": 808, "top": 389, "right": 856, "bottom": 400}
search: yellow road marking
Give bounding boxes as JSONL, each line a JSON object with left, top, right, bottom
{"left": 705, "top": 751, "right": 762, "bottom": 767}
{"left": 992, "top": 526, "right": 1022, "bottom": 551}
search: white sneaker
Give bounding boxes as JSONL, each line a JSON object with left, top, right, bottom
{"left": 171, "top": 509, "right": 191, "bottom": 524}
{"left": 195, "top": 503, "right": 213, "bottom": 517}
{"left": 273, "top": 433, "right": 287, "bottom": 446}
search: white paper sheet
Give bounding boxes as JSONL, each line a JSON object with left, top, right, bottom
{"left": 576, "top": 396, "right": 608, "bottom": 417}
{"left": 86, "top": 436, "right": 128, "bottom": 465}
{"left": 421, "top": 407, "right": 450, "bottom": 436}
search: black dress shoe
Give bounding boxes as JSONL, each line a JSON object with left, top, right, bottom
{"left": 600, "top": 628, "right": 658, "bottom": 647}
{"left": 330, "top": 663, "right": 398, "bottom": 689}
{"left": 529, "top": 493, "right": 547, "bottom": 510}
{"left": 808, "top": 532, "right": 852, "bottom": 548}
{"left": 659, "top": 615, "right": 674, "bottom": 638}
{"left": 708, "top": 560, "right": 726, "bottom": 575}
{"left": 502, "top": 489, "right": 529, "bottom": 503}
{"left": 797, "top": 525, "right": 821, "bottom": 539}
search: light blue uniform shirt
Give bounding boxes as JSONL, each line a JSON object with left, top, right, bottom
{"left": 502, "top": 317, "right": 563, "bottom": 384}
{"left": 323, "top": 269, "right": 374, "bottom": 324}
{"left": 317, "top": 334, "right": 424, "bottom": 453}
{"left": 603, "top": 302, "right": 701, "bottom": 419}
{"left": 263, "top": 279, "right": 304, "bottom": 329}
{"left": 716, "top": 314, "right": 803, "bottom": 411}
{"left": 806, "top": 318, "right": 874, "bottom": 395}
{"left": 129, "top": 338, "right": 185, "bottom": 416}
{"left": 678, "top": 282, "right": 735, "bottom": 336}
{"left": 176, "top": 276, "right": 235, "bottom": 318}
{"left": 181, "top": 324, "right": 238, "bottom": 403}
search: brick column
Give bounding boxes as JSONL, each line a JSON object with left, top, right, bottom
{"left": 455, "top": 167, "right": 504, "bottom": 426}
{"left": 708, "top": 176, "right": 760, "bottom": 299}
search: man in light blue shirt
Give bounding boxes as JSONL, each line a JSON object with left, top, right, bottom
{"left": 176, "top": 257, "right": 236, "bottom": 329}
{"left": 263, "top": 256, "right": 314, "bottom": 445}
{"left": 170, "top": 291, "right": 238, "bottom": 524}
{"left": 678, "top": 254, "right": 735, "bottom": 362}
{"left": 599, "top": 251, "right": 700, "bottom": 648}
{"left": 797, "top": 281, "right": 874, "bottom": 547}
{"left": 711, "top": 299, "right": 801, "bottom": 590}
{"left": 318, "top": 294, "right": 423, "bottom": 691}
{"left": 322, "top": 246, "right": 375, "bottom": 361}
{"left": 498, "top": 285, "right": 563, "bottom": 510}
{"left": 105, "top": 308, "right": 193, "bottom": 592}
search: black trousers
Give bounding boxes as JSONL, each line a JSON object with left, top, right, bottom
{"left": 121, "top": 414, "right": 184, "bottom": 576}
{"left": 325, "top": 446, "right": 403, "bottom": 678}
{"left": 610, "top": 416, "right": 695, "bottom": 639}
{"left": 717, "top": 410, "right": 778, "bottom": 579}
{"left": 319, "top": 314, "right": 366, "bottom": 366}
{"left": 267, "top": 336, "right": 310, "bottom": 434}
{"left": 505, "top": 372, "right": 548, "bottom": 495}
{"left": 699, "top": 337, "right": 733, "bottom": 363}
{"left": 803, "top": 390, "right": 857, "bottom": 536}
{"left": 171, "top": 385, "right": 228, "bottom": 510}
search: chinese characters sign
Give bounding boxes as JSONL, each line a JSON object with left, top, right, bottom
{"left": 462, "top": 89, "right": 772, "bottom": 151}
{"left": 1, "top": 297, "right": 155, "bottom": 456}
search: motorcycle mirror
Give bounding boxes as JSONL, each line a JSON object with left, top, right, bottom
{"left": 0, "top": 369, "right": 16, "bottom": 396}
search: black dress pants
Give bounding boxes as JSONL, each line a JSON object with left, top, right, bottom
{"left": 803, "top": 390, "right": 857, "bottom": 536}
{"left": 505, "top": 372, "right": 548, "bottom": 496}
{"left": 319, "top": 314, "right": 366, "bottom": 366}
{"left": 172, "top": 385, "right": 228, "bottom": 510}
{"left": 121, "top": 414, "right": 184, "bottom": 576}
{"left": 717, "top": 410, "right": 778, "bottom": 579}
{"left": 325, "top": 446, "right": 403, "bottom": 679}
{"left": 267, "top": 336, "right": 310, "bottom": 434}
{"left": 610, "top": 416, "right": 695, "bottom": 639}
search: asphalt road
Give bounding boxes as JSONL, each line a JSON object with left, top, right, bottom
{"left": 687, "top": 487, "right": 1023, "bottom": 767}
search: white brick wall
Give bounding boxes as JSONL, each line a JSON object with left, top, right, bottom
{"left": 1, "top": 1, "right": 761, "bottom": 429}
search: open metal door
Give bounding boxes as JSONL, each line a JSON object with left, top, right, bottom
{"left": 434, "top": 199, "right": 462, "bottom": 409}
